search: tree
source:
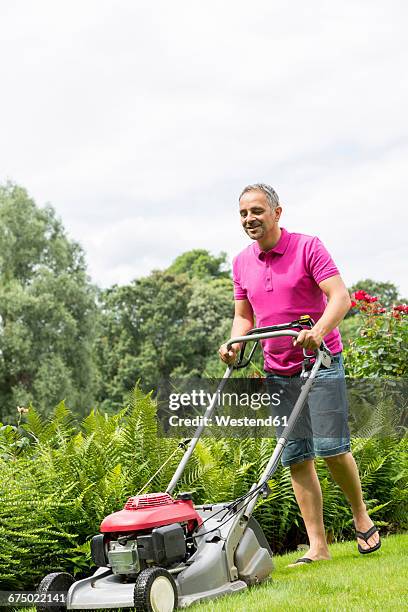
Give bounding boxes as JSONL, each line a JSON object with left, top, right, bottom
{"left": 0, "top": 183, "right": 97, "bottom": 421}
{"left": 167, "top": 249, "right": 230, "bottom": 279}
{"left": 94, "top": 272, "right": 194, "bottom": 406}
{"left": 93, "top": 284, "right": 144, "bottom": 409}
{"left": 94, "top": 265, "right": 234, "bottom": 407}
{"left": 181, "top": 277, "right": 234, "bottom": 377}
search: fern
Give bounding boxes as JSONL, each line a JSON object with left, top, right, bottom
{"left": 0, "top": 388, "right": 407, "bottom": 589}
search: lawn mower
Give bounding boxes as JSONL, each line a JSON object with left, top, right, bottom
{"left": 37, "top": 316, "right": 332, "bottom": 612}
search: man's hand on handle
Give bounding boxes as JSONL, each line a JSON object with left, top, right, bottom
{"left": 218, "top": 343, "right": 240, "bottom": 365}
{"left": 293, "top": 327, "right": 323, "bottom": 351}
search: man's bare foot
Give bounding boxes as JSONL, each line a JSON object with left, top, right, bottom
{"left": 353, "top": 511, "right": 380, "bottom": 551}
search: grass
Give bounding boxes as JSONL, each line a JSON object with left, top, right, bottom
{"left": 19, "top": 534, "right": 407, "bottom": 612}
{"left": 190, "top": 533, "right": 408, "bottom": 612}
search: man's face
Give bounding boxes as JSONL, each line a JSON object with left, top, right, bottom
{"left": 239, "top": 190, "right": 281, "bottom": 241}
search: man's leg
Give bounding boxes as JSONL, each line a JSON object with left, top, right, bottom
{"left": 324, "top": 452, "right": 380, "bottom": 550}
{"left": 266, "top": 374, "right": 330, "bottom": 560}
{"left": 290, "top": 458, "right": 331, "bottom": 560}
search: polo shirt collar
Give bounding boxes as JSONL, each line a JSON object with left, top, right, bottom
{"left": 253, "top": 227, "right": 291, "bottom": 260}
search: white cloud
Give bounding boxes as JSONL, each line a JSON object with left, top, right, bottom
{"left": 0, "top": 0, "right": 407, "bottom": 295}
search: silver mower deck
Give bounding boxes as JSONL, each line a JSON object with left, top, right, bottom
{"left": 67, "top": 510, "right": 273, "bottom": 609}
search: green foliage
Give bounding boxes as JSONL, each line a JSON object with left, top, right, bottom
{"left": 94, "top": 272, "right": 234, "bottom": 406}
{"left": 0, "top": 392, "right": 178, "bottom": 588}
{"left": 0, "top": 183, "right": 97, "bottom": 421}
{"left": 167, "top": 249, "right": 230, "bottom": 280}
{"left": 344, "top": 302, "right": 408, "bottom": 378}
{"left": 1, "top": 394, "right": 406, "bottom": 589}
{"left": 338, "top": 316, "right": 362, "bottom": 348}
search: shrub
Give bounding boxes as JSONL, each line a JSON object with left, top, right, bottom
{"left": 345, "top": 290, "right": 408, "bottom": 377}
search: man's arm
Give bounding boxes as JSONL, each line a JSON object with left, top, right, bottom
{"left": 294, "top": 274, "right": 351, "bottom": 350}
{"left": 219, "top": 299, "right": 254, "bottom": 364}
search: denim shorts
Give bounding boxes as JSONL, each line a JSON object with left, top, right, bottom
{"left": 265, "top": 353, "right": 350, "bottom": 467}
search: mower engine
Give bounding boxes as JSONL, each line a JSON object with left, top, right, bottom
{"left": 91, "top": 492, "right": 201, "bottom": 576}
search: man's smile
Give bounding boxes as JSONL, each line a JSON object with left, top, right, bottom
{"left": 246, "top": 224, "right": 263, "bottom": 233}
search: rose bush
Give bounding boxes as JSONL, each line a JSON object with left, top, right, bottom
{"left": 344, "top": 290, "right": 408, "bottom": 377}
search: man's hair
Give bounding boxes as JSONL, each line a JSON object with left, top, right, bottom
{"left": 239, "top": 183, "right": 280, "bottom": 209}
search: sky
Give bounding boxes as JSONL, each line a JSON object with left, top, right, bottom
{"left": 1, "top": 0, "right": 407, "bottom": 296}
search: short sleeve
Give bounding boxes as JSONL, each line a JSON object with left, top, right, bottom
{"left": 232, "top": 256, "right": 248, "bottom": 300}
{"left": 307, "top": 237, "right": 340, "bottom": 285}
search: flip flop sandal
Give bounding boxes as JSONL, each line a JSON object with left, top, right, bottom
{"left": 355, "top": 525, "right": 381, "bottom": 555}
{"left": 287, "top": 557, "right": 313, "bottom": 567}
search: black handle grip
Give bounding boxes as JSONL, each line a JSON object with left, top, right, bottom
{"left": 230, "top": 316, "right": 331, "bottom": 369}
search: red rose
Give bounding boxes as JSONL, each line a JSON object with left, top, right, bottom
{"left": 354, "top": 290, "right": 369, "bottom": 301}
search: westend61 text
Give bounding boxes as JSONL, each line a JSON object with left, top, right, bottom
{"left": 168, "top": 415, "right": 288, "bottom": 427}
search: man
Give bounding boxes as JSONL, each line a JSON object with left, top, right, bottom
{"left": 219, "top": 183, "right": 380, "bottom": 565}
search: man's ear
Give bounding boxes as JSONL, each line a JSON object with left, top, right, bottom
{"left": 274, "top": 206, "right": 282, "bottom": 221}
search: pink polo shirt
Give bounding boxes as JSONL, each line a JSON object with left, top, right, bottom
{"left": 232, "top": 228, "right": 343, "bottom": 374}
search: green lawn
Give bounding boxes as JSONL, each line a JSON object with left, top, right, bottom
{"left": 20, "top": 534, "right": 407, "bottom": 612}
{"left": 190, "top": 534, "right": 408, "bottom": 612}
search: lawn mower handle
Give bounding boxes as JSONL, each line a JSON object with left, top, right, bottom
{"left": 226, "top": 328, "right": 331, "bottom": 369}
{"left": 166, "top": 324, "right": 331, "bottom": 496}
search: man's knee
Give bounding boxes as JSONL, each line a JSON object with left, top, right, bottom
{"left": 289, "top": 458, "right": 315, "bottom": 474}
{"left": 324, "top": 451, "right": 351, "bottom": 466}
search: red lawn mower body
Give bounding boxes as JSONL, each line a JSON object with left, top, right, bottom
{"left": 100, "top": 492, "right": 202, "bottom": 533}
